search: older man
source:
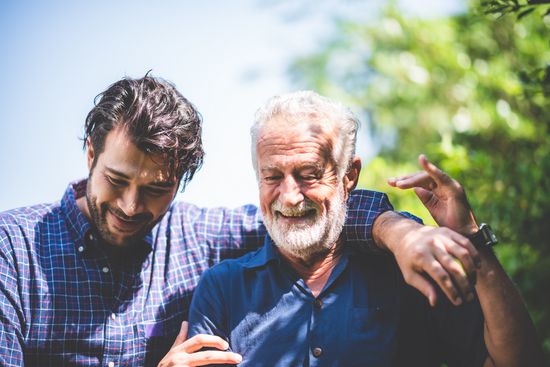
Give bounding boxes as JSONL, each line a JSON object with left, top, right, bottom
{"left": 188, "top": 91, "right": 543, "bottom": 366}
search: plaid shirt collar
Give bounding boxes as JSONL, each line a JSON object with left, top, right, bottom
{"left": 60, "top": 179, "right": 153, "bottom": 261}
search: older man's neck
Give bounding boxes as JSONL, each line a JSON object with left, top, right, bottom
{"left": 277, "top": 243, "right": 342, "bottom": 298}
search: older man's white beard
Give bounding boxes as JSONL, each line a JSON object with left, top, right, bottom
{"left": 263, "top": 186, "right": 348, "bottom": 261}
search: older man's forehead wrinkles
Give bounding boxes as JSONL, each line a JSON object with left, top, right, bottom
{"left": 260, "top": 161, "right": 325, "bottom": 173}
{"left": 260, "top": 165, "right": 281, "bottom": 174}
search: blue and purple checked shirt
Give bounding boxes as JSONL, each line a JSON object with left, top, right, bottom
{"left": 0, "top": 180, "right": 392, "bottom": 367}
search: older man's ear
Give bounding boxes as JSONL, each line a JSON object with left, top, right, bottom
{"left": 344, "top": 157, "right": 362, "bottom": 194}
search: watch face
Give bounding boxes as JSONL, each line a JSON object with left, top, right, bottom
{"left": 480, "top": 224, "right": 498, "bottom": 246}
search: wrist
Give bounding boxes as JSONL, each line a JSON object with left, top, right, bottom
{"left": 373, "top": 211, "right": 422, "bottom": 253}
{"left": 372, "top": 211, "right": 393, "bottom": 252}
{"left": 456, "top": 211, "right": 479, "bottom": 236}
{"left": 460, "top": 224, "right": 479, "bottom": 237}
{"left": 467, "top": 223, "right": 498, "bottom": 249}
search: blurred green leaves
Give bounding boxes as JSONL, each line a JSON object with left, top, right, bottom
{"left": 290, "top": 0, "right": 550, "bottom": 361}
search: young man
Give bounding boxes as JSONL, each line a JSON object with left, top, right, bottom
{"left": 0, "top": 76, "right": 483, "bottom": 367}
{"left": 188, "top": 91, "right": 543, "bottom": 366}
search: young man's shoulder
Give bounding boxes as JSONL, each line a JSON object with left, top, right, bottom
{"left": 0, "top": 202, "right": 61, "bottom": 229}
{"left": 0, "top": 202, "right": 63, "bottom": 258}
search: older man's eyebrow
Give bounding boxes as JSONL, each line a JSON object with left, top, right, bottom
{"left": 299, "top": 163, "right": 323, "bottom": 171}
{"left": 260, "top": 165, "right": 280, "bottom": 173}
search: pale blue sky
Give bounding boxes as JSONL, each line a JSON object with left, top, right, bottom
{"left": 0, "top": 0, "right": 463, "bottom": 211}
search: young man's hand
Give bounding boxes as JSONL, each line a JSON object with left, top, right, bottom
{"left": 158, "top": 321, "right": 242, "bottom": 367}
{"left": 374, "top": 212, "right": 479, "bottom": 306}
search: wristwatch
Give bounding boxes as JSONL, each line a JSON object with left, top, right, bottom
{"left": 468, "top": 223, "right": 498, "bottom": 248}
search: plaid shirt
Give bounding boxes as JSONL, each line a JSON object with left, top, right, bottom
{"left": 0, "top": 180, "right": 392, "bottom": 367}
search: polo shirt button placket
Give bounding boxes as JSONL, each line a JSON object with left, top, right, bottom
{"left": 312, "top": 347, "right": 322, "bottom": 358}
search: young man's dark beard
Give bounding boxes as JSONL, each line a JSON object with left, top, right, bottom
{"left": 85, "top": 184, "right": 155, "bottom": 248}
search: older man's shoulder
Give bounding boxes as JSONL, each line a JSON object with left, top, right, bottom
{"left": 202, "top": 246, "right": 272, "bottom": 287}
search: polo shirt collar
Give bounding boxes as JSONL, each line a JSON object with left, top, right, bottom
{"left": 241, "top": 234, "right": 354, "bottom": 271}
{"left": 241, "top": 235, "right": 281, "bottom": 269}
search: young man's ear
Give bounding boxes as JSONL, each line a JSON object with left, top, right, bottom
{"left": 86, "top": 137, "right": 95, "bottom": 170}
{"left": 344, "top": 157, "right": 362, "bottom": 193}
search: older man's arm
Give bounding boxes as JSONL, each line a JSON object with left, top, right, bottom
{"left": 388, "top": 154, "right": 544, "bottom": 367}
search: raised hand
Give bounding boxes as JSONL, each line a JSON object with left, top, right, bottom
{"left": 388, "top": 154, "right": 478, "bottom": 236}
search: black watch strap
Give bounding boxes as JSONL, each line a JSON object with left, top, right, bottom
{"left": 468, "top": 223, "right": 498, "bottom": 248}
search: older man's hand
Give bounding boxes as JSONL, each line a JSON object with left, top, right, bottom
{"left": 158, "top": 321, "right": 242, "bottom": 367}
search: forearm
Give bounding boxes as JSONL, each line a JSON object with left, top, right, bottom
{"left": 372, "top": 211, "right": 422, "bottom": 252}
{"left": 476, "top": 250, "right": 544, "bottom": 367}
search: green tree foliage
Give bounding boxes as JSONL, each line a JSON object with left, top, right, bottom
{"left": 482, "top": 0, "right": 550, "bottom": 20}
{"left": 290, "top": 1, "right": 550, "bottom": 360}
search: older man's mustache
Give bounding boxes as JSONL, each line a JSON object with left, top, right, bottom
{"left": 271, "top": 199, "right": 320, "bottom": 218}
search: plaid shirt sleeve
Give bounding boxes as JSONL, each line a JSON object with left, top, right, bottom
{"left": 186, "top": 189, "right": 394, "bottom": 265}
{"left": 343, "top": 189, "right": 394, "bottom": 249}
{"left": 0, "top": 227, "right": 25, "bottom": 367}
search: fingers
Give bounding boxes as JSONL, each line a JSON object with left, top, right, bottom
{"left": 424, "top": 255, "right": 464, "bottom": 306}
{"left": 388, "top": 154, "right": 454, "bottom": 192}
{"left": 446, "top": 230, "right": 481, "bottom": 273}
{"left": 431, "top": 249, "right": 472, "bottom": 305}
{"left": 428, "top": 231, "right": 481, "bottom": 305}
{"left": 388, "top": 172, "right": 434, "bottom": 190}
{"left": 184, "top": 350, "right": 242, "bottom": 366}
{"left": 172, "top": 321, "right": 189, "bottom": 348}
{"left": 404, "top": 272, "right": 437, "bottom": 307}
{"left": 161, "top": 332, "right": 240, "bottom": 367}
{"left": 418, "top": 154, "right": 452, "bottom": 185}
{"left": 181, "top": 334, "right": 230, "bottom": 354}
{"left": 406, "top": 228, "right": 480, "bottom": 307}
{"left": 387, "top": 172, "right": 418, "bottom": 186}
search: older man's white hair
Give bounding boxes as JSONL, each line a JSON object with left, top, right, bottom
{"left": 250, "top": 90, "right": 360, "bottom": 179}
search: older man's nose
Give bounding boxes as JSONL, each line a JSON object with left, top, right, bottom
{"left": 279, "top": 176, "right": 304, "bottom": 207}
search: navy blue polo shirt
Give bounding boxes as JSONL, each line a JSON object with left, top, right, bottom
{"left": 188, "top": 237, "right": 487, "bottom": 367}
